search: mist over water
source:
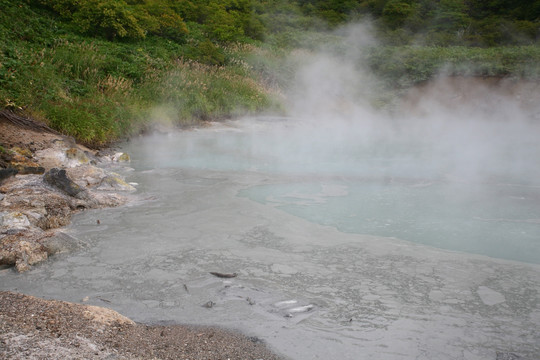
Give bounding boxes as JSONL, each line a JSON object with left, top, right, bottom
{"left": 283, "top": 25, "right": 540, "bottom": 186}
{"left": 2, "top": 24, "right": 540, "bottom": 359}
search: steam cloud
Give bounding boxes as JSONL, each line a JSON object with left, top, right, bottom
{"left": 269, "top": 23, "right": 540, "bottom": 185}
{"left": 140, "top": 22, "right": 540, "bottom": 186}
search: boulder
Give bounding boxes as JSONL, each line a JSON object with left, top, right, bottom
{"left": 0, "top": 181, "right": 78, "bottom": 231}
{"left": 66, "top": 165, "right": 107, "bottom": 188}
{"left": 14, "top": 240, "right": 48, "bottom": 272}
{"left": 89, "top": 192, "right": 129, "bottom": 207}
{"left": 43, "top": 168, "right": 85, "bottom": 197}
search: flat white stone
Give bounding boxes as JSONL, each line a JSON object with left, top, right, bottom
{"left": 477, "top": 286, "right": 506, "bottom": 306}
{"left": 2, "top": 212, "right": 31, "bottom": 229}
{"left": 270, "top": 263, "right": 298, "bottom": 275}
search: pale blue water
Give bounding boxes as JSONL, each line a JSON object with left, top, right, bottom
{"left": 239, "top": 180, "right": 540, "bottom": 264}
{"left": 133, "top": 118, "right": 540, "bottom": 264}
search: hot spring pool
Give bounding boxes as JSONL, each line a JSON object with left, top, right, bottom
{"left": 239, "top": 180, "right": 540, "bottom": 264}
{"left": 1, "top": 118, "right": 539, "bottom": 360}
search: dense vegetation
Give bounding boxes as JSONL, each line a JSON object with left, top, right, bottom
{"left": 0, "top": 0, "right": 538, "bottom": 146}
{"left": 291, "top": 0, "right": 539, "bottom": 46}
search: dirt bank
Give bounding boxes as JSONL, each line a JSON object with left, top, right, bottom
{"left": 0, "top": 291, "right": 282, "bottom": 359}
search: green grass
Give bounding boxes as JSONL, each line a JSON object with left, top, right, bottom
{"left": 1, "top": 1, "right": 539, "bottom": 146}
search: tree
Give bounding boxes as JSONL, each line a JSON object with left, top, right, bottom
{"left": 73, "top": 1, "right": 146, "bottom": 40}
{"left": 134, "top": 0, "right": 188, "bottom": 41}
{"left": 382, "top": 0, "right": 416, "bottom": 29}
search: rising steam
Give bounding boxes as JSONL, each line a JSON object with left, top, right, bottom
{"left": 270, "top": 23, "right": 540, "bottom": 184}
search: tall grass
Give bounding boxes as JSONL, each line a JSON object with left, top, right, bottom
{"left": 0, "top": 2, "right": 280, "bottom": 147}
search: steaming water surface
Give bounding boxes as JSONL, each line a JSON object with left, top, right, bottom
{"left": 2, "top": 118, "right": 540, "bottom": 360}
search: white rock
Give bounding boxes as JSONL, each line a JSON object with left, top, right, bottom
{"left": 270, "top": 263, "right": 298, "bottom": 275}
{"left": 2, "top": 212, "right": 31, "bottom": 229}
{"left": 97, "top": 175, "right": 136, "bottom": 192}
{"left": 66, "top": 165, "right": 107, "bottom": 188}
{"left": 34, "top": 148, "right": 66, "bottom": 170}
{"left": 112, "top": 152, "right": 130, "bottom": 162}
{"left": 477, "top": 286, "right": 505, "bottom": 306}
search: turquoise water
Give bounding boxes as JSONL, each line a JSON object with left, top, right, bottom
{"left": 239, "top": 180, "right": 540, "bottom": 264}
{"left": 133, "top": 119, "right": 540, "bottom": 264}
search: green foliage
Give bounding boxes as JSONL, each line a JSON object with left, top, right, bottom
{"left": 2, "top": 0, "right": 540, "bottom": 147}
{"left": 134, "top": 1, "right": 189, "bottom": 41}
{"left": 205, "top": 2, "right": 245, "bottom": 42}
{"left": 263, "top": 0, "right": 540, "bottom": 46}
{"left": 0, "top": 1, "right": 280, "bottom": 146}
{"left": 34, "top": 0, "right": 191, "bottom": 41}
{"left": 364, "top": 45, "right": 540, "bottom": 88}
{"left": 196, "top": 40, "right": 226, "bottom": 66}
{"left": 382, "top": 0, "right": 416, "bottom": 29}
{"left": 37, "top": 0, "right": 146, "bottom": 40}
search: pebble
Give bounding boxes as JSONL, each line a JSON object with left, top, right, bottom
{"left": 202, "top": 301, "right": 215, "bottom": 308}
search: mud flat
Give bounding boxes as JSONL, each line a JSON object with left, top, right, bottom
{"left": 0, "top": 117, "right": 283, "bottom": 359}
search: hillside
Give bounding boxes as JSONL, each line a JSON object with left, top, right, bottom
{"left": 0, "top": 0, "right": 539, "bottom": 146}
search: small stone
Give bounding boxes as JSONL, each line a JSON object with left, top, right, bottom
{"left": 2, "top": 212, "right": 31, "bottom": 230}
{"left": 112, "top": 152, "right": 130, "bottom": 162}
{"left": 202, "top": 301, "right": 215, "bottom": 308}
{"left": 97, "top": 175, "right": 136, "bottom": 192}
{"left": 65, "top": 147, "right": 90, "bottom": 165}
{"left": 477, "top": 286, "right": 505, "bottom": 306}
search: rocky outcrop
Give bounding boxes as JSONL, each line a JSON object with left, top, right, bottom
{"left": 0, "top": 139, "right": 136, "bottom": 272}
